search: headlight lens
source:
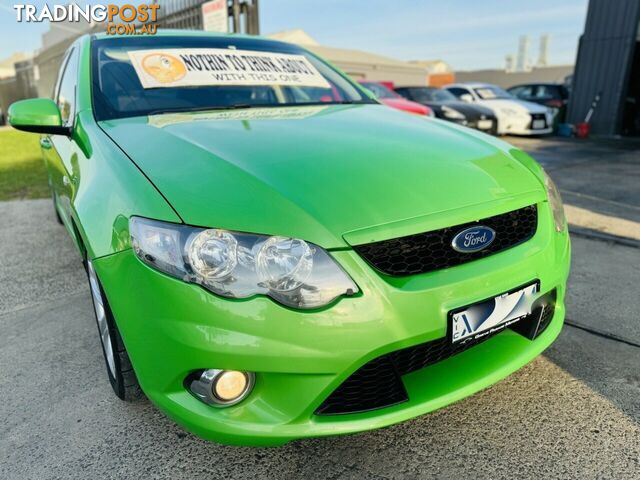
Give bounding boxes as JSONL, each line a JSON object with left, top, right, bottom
{"left": 130, "top": 217, "right": 358, "bottom": 309}
{"left": 256, "top": 236, "right": 313, "bottom": 292}
{"left": 543, "top": 170, "right": 566, "bottom": 232}
{"left": 442, "top": 105, "right": 465, "bottom": 120}
{"left": 187, "top": 229, "right": 238, "bottom": 280}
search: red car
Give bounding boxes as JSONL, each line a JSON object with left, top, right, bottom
{"left": 359, "top": 81, "right": 434, "bottom": 116}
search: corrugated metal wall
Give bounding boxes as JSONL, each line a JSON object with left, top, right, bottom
{"left": 567, "top": 0, "right": 640, "bottom": 135}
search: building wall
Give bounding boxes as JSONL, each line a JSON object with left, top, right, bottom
{"left": 566, "top": 0, "right": 640, "bottom": 135}
{"left": 42, "top": 20, "right": 91, "bottom": 50}
{"left": 428, "top": 73, "right": 455, "bottom": 87}
{"left": 304, "top": 45, "right": 427, "bottom": 87}
{"left": 0, "top": 77, "right": 21, "bottom": 114}
{"left": 34, "top": 35, "right": 80, "bottom": 98}
{"left": 334, "top": 62, "right": 426, "bottom": 86}
{"left": 454, "top": 65, "right": 573, "bottom": 89}
{"left": 14, "top": 60, "right": 38, "bottom": 99}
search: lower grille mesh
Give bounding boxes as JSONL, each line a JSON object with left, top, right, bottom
{"left": 316, "top": 301, "right": 556, "bottom": 415}
{"left": 314, "top": 356, "right": 407, "bottom": 415}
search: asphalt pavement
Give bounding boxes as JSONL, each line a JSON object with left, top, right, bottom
{"left": 1, "top": 136, "right": 639, "bottom": 479}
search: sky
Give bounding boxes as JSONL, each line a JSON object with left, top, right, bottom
{"left": 0, "top": 0, "right": 589, "bottom": 70}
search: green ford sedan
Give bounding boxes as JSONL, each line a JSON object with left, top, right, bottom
{"left": 9, "top": 31, "right": 570, "bottom": 446}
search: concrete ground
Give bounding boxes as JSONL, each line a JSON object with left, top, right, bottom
{"left": 1, "top": 137, "right": 639, "bottom": 479}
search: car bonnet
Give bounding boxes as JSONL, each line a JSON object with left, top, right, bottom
{"left": 100, "top": 103, "right": 545, "bottom": 248}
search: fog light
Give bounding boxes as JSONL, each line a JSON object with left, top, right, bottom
{"left": 188, "top": 369, "right": 254, "bottom": 407}
{"left": 213, "top": 370, "right": 248, "bottom": 401}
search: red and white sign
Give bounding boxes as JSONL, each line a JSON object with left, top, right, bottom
{"left": 202, "top": 0, "right": 228, "bottom": 33}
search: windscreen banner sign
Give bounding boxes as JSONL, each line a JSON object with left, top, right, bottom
{"left": 128, "top": 48, "right": 331, "bottom": 89}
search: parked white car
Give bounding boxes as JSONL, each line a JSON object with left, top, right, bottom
{"left": 444, "top": 82, "right": 553, "bottom": 135}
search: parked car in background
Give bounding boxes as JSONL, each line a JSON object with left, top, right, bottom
{"left": 507, "top": 83, "right": 569, "bottom": 124}
{"left": 395, "top": 86, "right": 497, "bottom": 134}
{"left": 444, "top": 82, "right": 553, "bottom": 136}
{"left": 359, "top": 81, "right": 434, "bottom": 116}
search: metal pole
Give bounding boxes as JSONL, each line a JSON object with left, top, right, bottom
{"left": 232, "top": 0, "right": 241, "bottom": 33}
{"left": 240, "top": 1, "right": 248, "bottom": 34}
{"left": 252, "top": 0, "right": 259, "bottom": 35}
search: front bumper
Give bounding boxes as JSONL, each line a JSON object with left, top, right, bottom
{"left": 468, "top": 119, "right": 498, "bottom": 135}
{"left": 507, "top": 125, "right": 553, "bottom": 136}
{"left": 500, "top": 114, "right": 553, "bottom": 136}
{"left": 442, "top": 117, "right": 498, "bottom": 135}
{"left": 94, "top": 203, "right": 570, "bottom": 446}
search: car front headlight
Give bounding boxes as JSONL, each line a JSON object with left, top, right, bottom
{"left": 129, "top": 217, "right": 359, "bottom": 309}
{"left": 543, "top": 170, "right": 566, "bottom": 232}
{"left": 442, "top": 105, "right": 465, "bottom": 120}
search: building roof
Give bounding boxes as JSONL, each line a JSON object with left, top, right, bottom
{"left": 267, "top": 29, "right": 319, "bottom": 46}
{"left": 409, "top": 60, "right": 451, "bottom": 73}
{"left": 306, "top": 44, "right": 426, "bottom": 71}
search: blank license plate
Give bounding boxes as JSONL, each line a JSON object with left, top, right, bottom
{"left": 532, "top": 119, "right": 546, "bottom": 129}
{"left": 477, "top": 119, "right": 492, "bottom": 130}
{"left": 451, "top": 283, "right": 538, "bottom": 344}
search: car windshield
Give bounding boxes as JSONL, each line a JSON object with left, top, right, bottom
{"left": 91, "top": 36, "right": 373, "bottom": 121}
{"left": 360, "top": 82, "right": 400, "bottom": 99}
{"left": 473, "top": 86, "right": 514, "bottom": 100}
{"left": 411, "top": 88, "right": 456, "bottom": 103}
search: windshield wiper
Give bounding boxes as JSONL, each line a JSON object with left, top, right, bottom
{"left": 332, "top": 100, "right": 365, "bottom": 104}
{"left": 146, "top": 100, "right": 371, "bottom": 116}
{"left": 147, "top": 104, "right": 255, "bottom": 116}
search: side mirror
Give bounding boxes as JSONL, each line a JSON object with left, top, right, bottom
{"left": 8, "top": 98, "right": 71, "bottom": 136}
{"left": 459, "top": 93, "right": 474, "bottom": 103}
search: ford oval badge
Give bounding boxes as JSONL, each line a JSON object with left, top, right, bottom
{"left": 451, "top": 226, "right": 496, "bottom": 253}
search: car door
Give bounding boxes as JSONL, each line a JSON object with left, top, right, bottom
{"left": 46, "top": 46, "right": 80, "bottom": 230}
{"left": 400, "top": 88, "right": 415, "bottom": 101}
{"left": 41, "top": 50, "right": 70, "bottom": 208}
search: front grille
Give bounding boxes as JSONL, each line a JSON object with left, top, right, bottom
{"left": 316, "top": 302, "right": 555, "bottom": 416}
{"left": 315, "top": 356, "right": 408, "bottom": 415}
{"left": 529, "top": 113, "right": 547, "bottom": 129}
{"left": 353, "top": 205, "right": 538, "bottom": 276}
{"left": 534, "top": 302, "right": 555, "bottom": 337}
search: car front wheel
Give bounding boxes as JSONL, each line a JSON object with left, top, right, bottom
{"left": 87, "top": 259, "right": 143, "bottom": 401}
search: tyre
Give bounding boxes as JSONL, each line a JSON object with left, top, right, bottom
{"left": 86, "top": 259, "right": 143, "bottom": 401}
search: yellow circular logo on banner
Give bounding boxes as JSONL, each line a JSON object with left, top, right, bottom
{"left": 141, "top": 53, "right": 187, "bottom": 83}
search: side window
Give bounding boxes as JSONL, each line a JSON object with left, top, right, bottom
{"left": 534, "top": 85, "right": 559, "bottom": 100}
{"left": 510, "top": 86, "right": 533, "bottom": 98}
{"left": 447, "top": 87, "right": 469, "bottom": 99}
{"left": 52, "top": 50, "right": 71, "bottom": 100}
{"left": 56, "top": 48, "right": 79, "bottom": 127}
